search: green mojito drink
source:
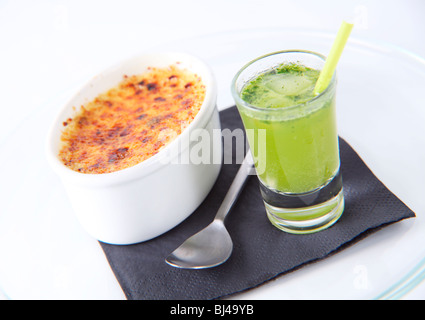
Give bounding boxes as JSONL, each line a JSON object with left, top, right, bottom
{"left": 240, "top": 63, "right": 339, "bottom": 193}
{"left": 232, "top": 50, "right": 344, "bottom": 234}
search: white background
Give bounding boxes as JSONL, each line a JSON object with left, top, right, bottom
{"left": 1, "top": 0, "right": 424, "bottom": 299}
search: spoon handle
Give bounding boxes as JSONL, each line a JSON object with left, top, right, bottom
{"left": 215, "top": 151, "right": 254, "bottom": 222}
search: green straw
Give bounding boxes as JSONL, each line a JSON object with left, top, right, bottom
{"left": 314, "top": 21, "right": 354, "bottom": 95}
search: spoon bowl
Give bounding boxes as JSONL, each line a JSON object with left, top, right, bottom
{"left": 165, "top": 220, "right": 233, "bottom": 269}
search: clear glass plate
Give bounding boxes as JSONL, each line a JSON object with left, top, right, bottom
{"left": 0, "top": 28, "right": 424, "bottom": 299}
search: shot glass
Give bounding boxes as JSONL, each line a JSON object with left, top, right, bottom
{"left": 231, "top": 50, "right": 344, "bottom": 234}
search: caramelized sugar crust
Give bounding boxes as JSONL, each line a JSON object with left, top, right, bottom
{"left": 59, "top": 65, "right": 206, "bottom": 174}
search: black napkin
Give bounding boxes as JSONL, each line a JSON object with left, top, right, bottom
{"left": 99, "top": 106, "right": 415, "bottom": 300}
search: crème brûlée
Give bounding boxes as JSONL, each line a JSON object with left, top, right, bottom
{"left": 59, "top": 65, "right": 206, "bottom": 174}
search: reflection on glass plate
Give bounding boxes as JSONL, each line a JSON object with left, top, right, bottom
{"left": 1, "top": 28, "right": 424, "bottom": 299}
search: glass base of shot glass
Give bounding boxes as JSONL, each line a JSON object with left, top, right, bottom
{"left": 260, "top": 171, "right": 344, "bottom": 234}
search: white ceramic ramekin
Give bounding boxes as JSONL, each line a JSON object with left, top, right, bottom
{"left": 46, "top": 52, "right": 222, "bottom": 245}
